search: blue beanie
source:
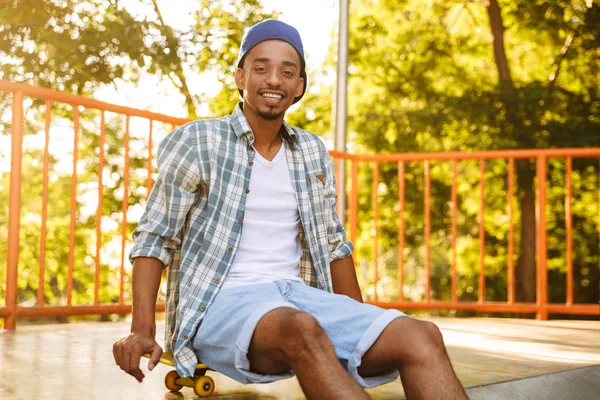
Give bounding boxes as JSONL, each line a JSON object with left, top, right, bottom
{"left": 237, "top": 19, "right": 307, "bottom": 104}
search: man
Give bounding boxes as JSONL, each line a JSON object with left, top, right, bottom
{"left": 113, "top": 19, "right": 467, "bottom": 399}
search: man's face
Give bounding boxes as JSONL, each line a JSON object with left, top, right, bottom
{"left": 235, "top": 40, "right": 305, "bottom": 121}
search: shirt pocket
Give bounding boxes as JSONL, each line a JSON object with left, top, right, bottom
{"left": 308, "top": 173, "right": 326, "bottom": 217}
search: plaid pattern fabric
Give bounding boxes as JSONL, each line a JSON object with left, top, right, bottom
{"left": 129, "top": 104, "right": 353, "bottom": 378}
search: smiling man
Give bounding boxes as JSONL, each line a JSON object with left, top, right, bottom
{"left": 113, "top": 19, "right": 467, "bottom": 399}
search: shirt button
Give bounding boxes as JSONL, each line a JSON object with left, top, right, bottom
{"left": 183, "top": 335, "right": 188, "bottom": 340}
{"left": 308, "top": 177, "right": 312, "bottom": 183}
{"left": 248, "top": 135, "right": 254, "bottom": 141}
{"left": 215, "top": 278, "right": 220, "bottom": 283}
{"left": 246, "top": 189, "right": 250, "bottom": 194}
{"left": 228, "top": 247, "right": 233, "bottom": 252}
{"left": 249, "top": 161, "right": 254, "bottom": 166}
{"left": 200, "top": 306, "right": 206, "bottom": 311}
{"left": 238, "top": 218, "right": 243, "bottom": 224}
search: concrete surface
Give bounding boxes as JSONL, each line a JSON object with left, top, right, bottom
{"left": 467, "top": 365, "right": 600, "bottom": 400}
{"left": 0, "top": 317, "right": 598, "bottom": 399}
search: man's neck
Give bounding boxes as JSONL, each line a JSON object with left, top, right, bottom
{"left": 242, "top": 106, "right": 285, "bottom": 153}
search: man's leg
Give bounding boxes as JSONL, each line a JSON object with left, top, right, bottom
{"left": 247, "top": 307, "right": 369, "bottom": 400}
{"left": 358, "top": 317, "right": 467, "bottom": 400}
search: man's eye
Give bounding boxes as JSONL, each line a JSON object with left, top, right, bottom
{"left": 283, "top": 71, "right": 294, "bottom": 76}
{"left": 255, "top": 67, "right": 267, "bottom": 72}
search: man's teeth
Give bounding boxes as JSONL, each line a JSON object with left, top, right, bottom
{"left": 262, "top": 93, "right": 283, "bottom": 99}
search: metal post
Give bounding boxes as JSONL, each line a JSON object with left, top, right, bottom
{"left": 536, "top": 155, "right": 548, "bottom": 320}
{"left": 335, "top": 0, "right": 349, "bottom": 225}
{"left": 5, "top": 91, "right": 24, "bottom": 329}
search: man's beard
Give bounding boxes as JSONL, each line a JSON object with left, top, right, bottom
{"left": 258, "top": 107, "right": 285, "bottom": 121}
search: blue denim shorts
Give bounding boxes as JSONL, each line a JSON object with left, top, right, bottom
{"left": 192, "top": 280, "right": 406, "bottom": 388}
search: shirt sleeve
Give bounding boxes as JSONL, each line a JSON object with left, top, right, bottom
{"left": 128, "top": 124, "right": 204, "bottom": 267}
{"left": 321, "top": 145, "right": 354, "bottom": 263}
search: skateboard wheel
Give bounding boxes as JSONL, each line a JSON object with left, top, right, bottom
{"left": 193, "top": 375, "right": 214, "bottom": 397}
{"left": 165, "top": 370, "right": 183, "bottom": 392}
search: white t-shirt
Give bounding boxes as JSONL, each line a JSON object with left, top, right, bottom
{"left": 220, "top": 144, "right": 304, "bottom": 291}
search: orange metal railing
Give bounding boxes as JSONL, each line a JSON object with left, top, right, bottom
{"left": 0, "top": 81, "right": 187, "bottom": 328}
{"left": 1, "top": 81, "right": 599, "bottom": 329}
{"left": 329, "top": 149, "right": 600, "bottom": 320}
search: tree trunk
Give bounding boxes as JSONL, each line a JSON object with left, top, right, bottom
{"left": 486, "top": 0, "right": 515, "bottom": 97}
{"left": 516, "top": 163, "right": 537, "bottom": 302}
{"left": 486, "top": 0, "right": 537, "bottom": 303}
{"left": 151, "top": 0, "right": 198, "bottom": 119}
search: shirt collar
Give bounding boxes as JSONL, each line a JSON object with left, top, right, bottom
{"left": 231, "top": 102, "right": 297, "bottom": 147}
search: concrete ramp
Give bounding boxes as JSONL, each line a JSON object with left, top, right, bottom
{"left": 466, "top": 365, "right": 600, "bottom": 400}
{"left": 2, "top": 319, "right": 598, "bottom": 399}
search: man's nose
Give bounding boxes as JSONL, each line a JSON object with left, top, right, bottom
{"left": 265, "top": 70, "right": 282, "bottom": 86}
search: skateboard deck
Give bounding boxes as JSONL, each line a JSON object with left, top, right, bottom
{"left": 143, "top": 351, "right": 209, "bottom": 370}
{"left": 143, "top": 351, "right": 214, "bottom": 397}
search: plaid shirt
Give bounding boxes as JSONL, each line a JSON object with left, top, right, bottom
{"left": 129, "top": 104, "right": 353, "bottom": 378}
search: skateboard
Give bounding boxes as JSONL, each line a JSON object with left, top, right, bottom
{"left": 143, "top": 352, "right": 215, "bottom": 397}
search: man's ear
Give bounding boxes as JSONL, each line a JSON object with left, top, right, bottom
{"left": 295, "top": 76, "right": 305, "bottom": 97}
{"left": 235, "top": 68, "right": 245, "bottom": 90}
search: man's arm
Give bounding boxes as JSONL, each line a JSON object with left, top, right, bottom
{"left": 318, "top": 144, "right": 361, "bottom": 301}
{"left": 113, "top": 125, "right": 206, "bottom": 381}
{"left": 130, "top": 257, "right": 163, "bottom": 337}
{"left": 331, "top": 255, "right": 363, "bottom": 303}
{"left": 113, "top": 257, "right": 164, "bottom": 382}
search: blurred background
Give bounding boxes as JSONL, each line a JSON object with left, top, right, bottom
{"left": 0, "top": 0, "right": 598, "bottom": 325}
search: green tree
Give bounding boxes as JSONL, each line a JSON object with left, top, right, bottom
{"left": 336, "top": 0, "right": 599, "bottom": 305}
{"left": 0, "top": 0, "right": 277, "bottom": 118}
{"left": 484, "top": 0, "right": 599, "bottom": 302}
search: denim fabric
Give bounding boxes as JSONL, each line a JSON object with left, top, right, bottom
{"left": 193, "top": 280, "right": 406, "bottom": 388}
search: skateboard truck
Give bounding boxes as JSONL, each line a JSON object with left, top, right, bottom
{"left": 143, "top": 352, "right": 215, "bottom": 397}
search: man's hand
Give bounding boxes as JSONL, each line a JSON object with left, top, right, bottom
{"left": 113, "top": 332, "right": 163, "bottom": 383}
{"left": 115, "top": 257, "right": 164, "bottom": 382}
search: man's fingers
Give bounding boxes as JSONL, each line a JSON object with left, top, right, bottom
{"left": 133, "top": 368, "right": 145, "bottom": 383}
{"left": 148, "top": 345, "right": 163, "bottom": 371}
{"left": 113, "top": 334, "right": 159, "bottom": 382}
{"left": 114, "top": 341, "right": 128, "bottom": 373}
{"left": 127, "top": 350, "right": 144, "bottom": 382}
{"left": 112, "top": 342, "right": 121, "bottom": 366}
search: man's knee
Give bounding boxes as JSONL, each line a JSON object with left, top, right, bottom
{"left": 403, "top": 319, "right": 446, "bottom": 363}
{"left": 250, "top": 308, "right": 329, "bottom": 364}
{"left": 279, "top": 311, "right": 329, "bottom": 361}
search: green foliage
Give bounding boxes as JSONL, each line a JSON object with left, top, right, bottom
{"left": 344, "top": 0, "right": 599, "bottom": 153}
{"left": 1, "top": 0, "right": 148, "bottom": 95}
{"left": 322, "top": 0, "right": 599, "bottom": 305}
{"left": 0, "top": 0, "right": 277, "bottom": 117}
